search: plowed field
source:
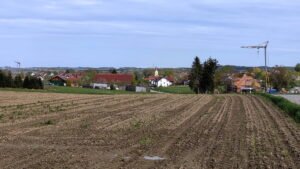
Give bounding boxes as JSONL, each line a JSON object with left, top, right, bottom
{"left": 0, "top": 91, "right": 299, "bottom": 169}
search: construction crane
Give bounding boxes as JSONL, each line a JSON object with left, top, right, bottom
{"left": 241, "top": 41, "right": 269, "bottom": 92}
{"left": 15, "top": 61, "right": 21, "bottom": 73}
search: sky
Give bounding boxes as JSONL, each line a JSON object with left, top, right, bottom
{"left": 0, "top": 0, "right": 299, "bottom": 68}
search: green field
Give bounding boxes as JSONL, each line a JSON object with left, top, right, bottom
{"left": 0, "top": 86, "right": 135, "bottom": 95}
{"left": 153, "top": 86, "right": 194, "bottom": 94}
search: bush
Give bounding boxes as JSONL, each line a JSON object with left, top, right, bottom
{"left": 110, "top": 84, "right": 116, "bottom": 90}
{"left": 23, "top": 76, "right": 44, "bottom": 89}
{"left": 296, "top": 111, "right": 300, "bottom": 122}
{"left": 258, "top": 93, "right": 300, "bottom": 123}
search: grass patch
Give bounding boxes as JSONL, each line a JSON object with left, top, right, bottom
{"left": 153, "top": 85, "right": 194, "bottom": 94}
{"left": 131, "top": 119, "right": 144, "bottom": 129}
{"left": 0, "top": 86, "right": 137, "bottom": 95}
{"left": 0, "top": 114, "right": 3, "bottom": 120}
{"left": 257, "top": 93, "right": 300, "bottom": 123}
{"left": 139, "top": 137, "right": 152, "bottom": 146}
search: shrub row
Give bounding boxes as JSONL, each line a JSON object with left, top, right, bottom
{"left": 257, "top": 93, "right": 300, "bottom": 123}
{"left": 0, "top": 70, "right": 43, "bottom": 89}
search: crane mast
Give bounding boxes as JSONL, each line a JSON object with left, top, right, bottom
{"left": 15, "top": 61, "right": 21, "bottom": 74}
{"left": 241, "top": 41, "right": 269, "bottom": 92}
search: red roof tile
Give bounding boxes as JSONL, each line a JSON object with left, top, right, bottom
{"left": 94, "top": 74, "right": 133, "bottom": 84}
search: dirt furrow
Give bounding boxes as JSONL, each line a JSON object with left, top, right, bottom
{"left": 252, "top": 96, "right": 299, "bottom": 168}
{"left": 248, "top": 95, "right": 297, "bottom": 168}
{"left": 0, "top": 92, "right": 299, "bottom": 169}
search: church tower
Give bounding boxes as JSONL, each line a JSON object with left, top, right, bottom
{"left": 154, "top": 68, "right": 159, "bottom": 77}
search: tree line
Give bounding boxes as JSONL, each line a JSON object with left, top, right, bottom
{"left": 0, "top": 70, "right": 43, "bottom": 89}
{"left": 189, "top": 56, "right": 218, "bottom": 94}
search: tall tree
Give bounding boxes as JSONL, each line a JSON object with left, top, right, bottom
{"left": 0, "top": 70, "right": 6, "bottom": 87}
{"left": 38, "top": 78, "right": 44, "bottom": 89}
{"left": 295, "top": 63, "right": 300, "bottom": 72}
{"left": 200, "top": 58, "right": 218, "bottom": 93}
{"left": 5, "top": 71, "right": 13, "bottom": 87}
{"left": 23, "top": 76, "right": 30, "bottom": 88}
{"left": 110, "top": 69, "right": 118, "bottom": 74}
{"left": 14, "top": 74, "right": 23, "bottom": 88}
{"left": 189, "top": 56, "right": 202, "bottom": 94}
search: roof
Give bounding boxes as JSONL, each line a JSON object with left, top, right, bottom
{"left": 145, "top": 76, "right": 174, "bottom": 82}
{"left": 50, "top": 73, "right": 83, "bottom": 82}
{"left": 234, "top": 74, "right": 261, "bottom": 89}
{"left": 50, "top": 75, "right": 67, "bottom": 81}
{"left": 93, "top": 73, "right": 133, "bottom": 84}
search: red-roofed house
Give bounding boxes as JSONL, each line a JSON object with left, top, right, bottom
{"left": 234, "top": 74, "right": 261, "bottom": 93}
{"left": 93, "top": 73, "right": 133, "bottom": 85}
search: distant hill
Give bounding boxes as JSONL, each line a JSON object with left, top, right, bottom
{"left": 0, "top": 65, "right": 296, "bottom": 74}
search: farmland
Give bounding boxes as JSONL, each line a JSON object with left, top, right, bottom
{"left": 0, "top": 91, "right": 299, "bottom": 169}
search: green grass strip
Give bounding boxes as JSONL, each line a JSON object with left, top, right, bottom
{"left": 257, "top": 93, "right": 300, "bottom": 123}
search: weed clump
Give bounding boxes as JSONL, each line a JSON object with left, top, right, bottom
{"left": 132, "top": 119, "right": 143, "bottom": 129}
{"left": 139, "top": 137, "right": 152, "bottom": 146}
{"left": 42, "top": 120, "right": 55, "bottom": 125}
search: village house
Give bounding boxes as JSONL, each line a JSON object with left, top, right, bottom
{"left": 49, "top": 73, "right": 83, "bottom": 87}
{"left": 92, "top": 73, "right": 133, "bottom": 90}
{"left": 233, "top": 74, "right": 261, "bottom": 93}
{"left": 145, "top": 69, "right": 174, "bottom": 87}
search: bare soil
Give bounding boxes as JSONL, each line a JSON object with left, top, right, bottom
{"left": 0, "top": 91, "right": 299, "bottom": 169}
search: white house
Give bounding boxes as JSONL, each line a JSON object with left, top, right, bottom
{"left": 150, "top": 77, "right": 173, "bottom": 87}
{"left": 91, "top": 83, "right": 109, "bottom": 89}
{"left": 146, "top": 69, "right": 174, "bottom": 87}
{"left": 157, "top": 78, "right": 172, "bottom": 87}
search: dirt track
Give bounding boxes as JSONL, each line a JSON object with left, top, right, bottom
{"left": 0, "top": 91, "right": 299, "bottom": 169}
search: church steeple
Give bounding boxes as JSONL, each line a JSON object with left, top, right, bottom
{"left": 154, "top": 68, "right": 159, "bottom": 77}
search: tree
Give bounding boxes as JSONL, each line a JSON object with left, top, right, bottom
{"left": 5, "top": 71, "right": 13, "bottom": 87}
{"left": 201, "top": 58, "right": 218, "bottom": 93}
{"left": 143, "top": 69, "right": 153, "bottom": 77}
{"left": 215, "top": 66, "right": 235, "bottom": 93}
{"left": 189, "top": 56, "right": 202, "bottom": 94}
{"left": 65, "top": 69, "right": 75, "bottom": 74}
{"left": 14, "top": 74, "right": 23, "bottom": 88}
{"left": 79, "top": 70, "right": 97, "bottom": 86}
{"left": 23, "top": 76, "right": 44, "bottom": 89}
{"left": 215, "top": 66, "right": 234, "bottom": 90}
{"left": 110, "top": 84, "right": 116, "bottom": 90}
{"left": 295, "top": 63, "right": 300, "bottom": 72}
{"left": 110, "top": 69, "right": 117, "bottom": 74}
{"left": 249, "top": 67, "right": 266, "bottom": 80}
{"left": 162, "top": 69, "right": 174, "bottom": 77}
{"left": 0, "top": 70, "right": 6, "bottom": 87}
{"left": 0, "top": 71, "right": 13, "bottom": 88}
{"left": 270, "top": 67, "right": 292, "bottom": 90}
{"left": 23, "top": 76, "right": 30, "bottom": 88}
{"left": 66, "top": 80, "right": 72, "bottom": 87}
{"left": 38, "top": 78, "right": 44, "bottom": 89}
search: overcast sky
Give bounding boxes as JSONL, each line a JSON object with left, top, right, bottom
{"left": 0, "top": 0, "right": 299, "bottom": 68}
